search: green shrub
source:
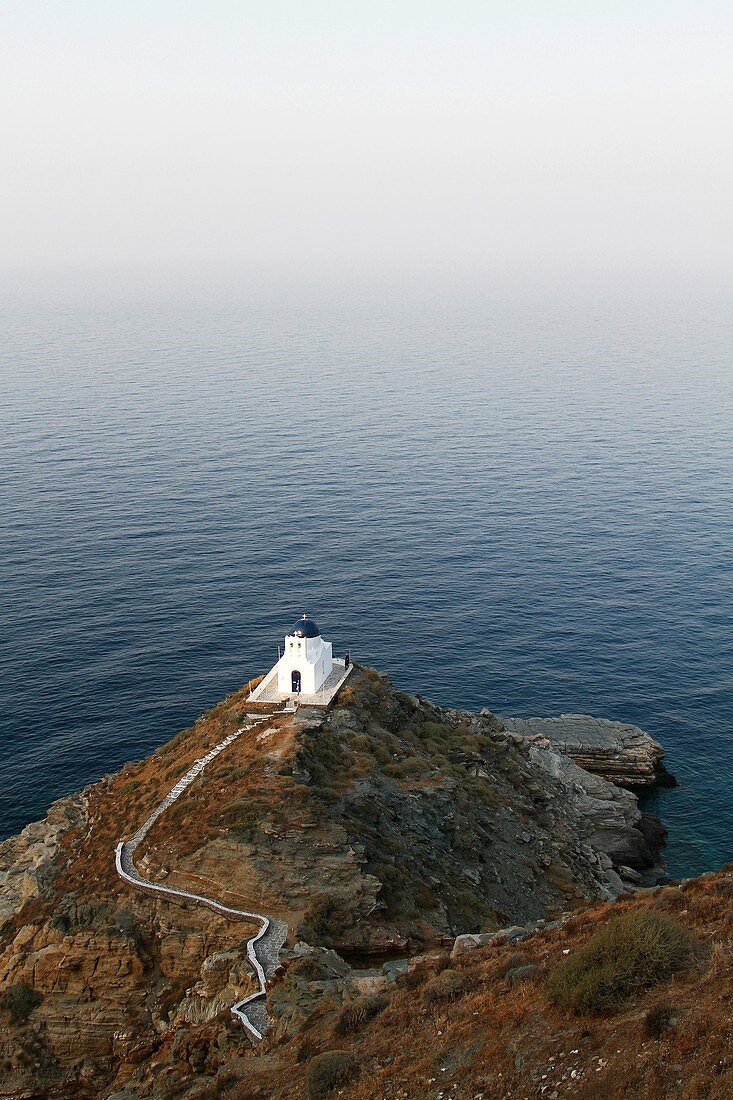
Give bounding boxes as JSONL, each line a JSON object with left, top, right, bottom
{"left": 337, "top": 684, "right": 357, "bottom": 707}
{"left": 396, "top": 960, "right": 431, "bottom": 990}
{"left": 645, "top": 1002, "right": 674, "bottom": 1038}
{"left": 294, "top": 728, "right": 345, "bottom": 802}
{"left": 419, "top": 720, "right": 453, "bottom": 741}
{"left": 307, "top": 1050, "right": 361, "bottom": 1098}
{"left": 334, "top": 993, "right": 388, "bottom": 1035}
{"left": 220, "top": 797, "right": 268, "bottom": 839}
{"left": 383, "top": 757, "right": 429, "bottom": 780}
{"left": 291, "top": 955, "right": 330, "bottom": 982}
{"left": 547, "top": 910, "right": 696, "bottom": 1015}
{"left": 227, "top": 765, "right": 252, "bottom": 781}
{"left": 372, "top": 743, "right": 392, "bottom": 766}
{"left": 296, "top": 1038, "right": 320, "bottom": 1064}
{"left": 0, "top": 983, "right": 42, "bottom": 1024}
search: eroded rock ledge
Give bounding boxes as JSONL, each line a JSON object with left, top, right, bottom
{"left": 498, "top": 713, "right": 676, "bottom": 790}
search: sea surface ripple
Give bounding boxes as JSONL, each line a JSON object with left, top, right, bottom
{"left": 1, "top": 272, "right": 731, "bottom": 877}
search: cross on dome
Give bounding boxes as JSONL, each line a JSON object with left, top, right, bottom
{"left": 291, "top": 615, "right": 321, "bottom": 639}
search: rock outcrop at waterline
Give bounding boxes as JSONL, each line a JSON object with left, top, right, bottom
{"left": 0, "top": 666, "right": 671, "bottom": 1099}
{"left": 500, "top": 713, "right": 675, "bottom": 789}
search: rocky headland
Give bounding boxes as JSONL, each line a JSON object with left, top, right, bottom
{"left": 0, "top": 665, "right": 696, "bottom": 1100}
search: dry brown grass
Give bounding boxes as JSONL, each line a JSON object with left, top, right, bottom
{"left": 229, "top": 879, "right": 733, "bottom": 1100}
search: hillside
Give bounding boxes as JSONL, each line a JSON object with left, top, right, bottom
{"left": 0, "top": 665, "right": 696, "bottom": 1099}
{"left": 168, "top": 868, "right": 733, "bottom": 1100}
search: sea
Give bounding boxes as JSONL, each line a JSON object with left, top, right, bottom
{"left": 1, "top": 269, "right": 731, "bottom": 879}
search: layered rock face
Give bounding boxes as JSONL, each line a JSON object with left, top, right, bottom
{"left": 525, "top": 741, "right": 663, "bottom": 884}
{"left": 0, "top": 667, "right": 671, "bottom": 1099}
{"left": 500, "top": 713, "right": 675, "bottom": 789}
{"left": 0, "top": 793, "right": 88, "bottom": 924}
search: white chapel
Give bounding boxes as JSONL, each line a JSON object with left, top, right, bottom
{"left": 248, "top": 614, "right": 352, "bottom": 706}
{"left": 277, "top": 615, "right": 332, "bottom": 694}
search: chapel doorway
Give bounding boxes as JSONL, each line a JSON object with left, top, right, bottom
{"left": 291, "top": 670, "right": 301, "bottom": 693}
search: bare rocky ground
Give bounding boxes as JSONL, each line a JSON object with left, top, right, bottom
{"left": 0, "top": 666, "right": 674, "bottom": 1099}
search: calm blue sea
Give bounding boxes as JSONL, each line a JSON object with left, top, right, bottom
{"left": 1, "top": 270, "right": 731, "bottom": 878}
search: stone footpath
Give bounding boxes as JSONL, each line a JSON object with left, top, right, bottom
{"left": 115, "top": 717, "right": 286, "bottom": 1040}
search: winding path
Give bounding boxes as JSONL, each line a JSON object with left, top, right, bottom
{"left": 115, "top": 717, "right": 287, "bottom": 1040}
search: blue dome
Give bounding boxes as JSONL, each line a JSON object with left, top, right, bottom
{"left": 291, "top": 615, "right": 321, "bottom": 638}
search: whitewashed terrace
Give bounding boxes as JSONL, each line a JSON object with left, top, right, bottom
{"left": 248, "top": 657, "right": 352, "bottom": 707}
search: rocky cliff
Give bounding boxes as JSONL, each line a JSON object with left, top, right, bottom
{"left": 0, "top": 666, "right": 674, "bottom": 1099}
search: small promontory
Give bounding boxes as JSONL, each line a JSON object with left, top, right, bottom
{"left": 0, "top": 665, "right": 679, "bottom": 1099}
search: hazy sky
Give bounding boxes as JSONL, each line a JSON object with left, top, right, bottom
{"left": 2, "top": 1, "right": 732, "bottom": 276}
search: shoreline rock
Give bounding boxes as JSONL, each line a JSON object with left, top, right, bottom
{"left": 0, "top": 792, "right": 88, "bottom": 929}
{"left": 525, "top": 739, "right": 666, "bottom": 884}
{"left": 498, "top": 713, "right": 676, "bottom": 789}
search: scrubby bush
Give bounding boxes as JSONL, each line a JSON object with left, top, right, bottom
{"left": 400, "top": 954, "right": 453, "bottom": 988}
{"left": 0, "top": 983, "right": 42, "bottom": 1024}
{"left": 225, "top": 764, "right": 252, "bottom": 782}
{"left": 334, "top": 993, "right": 388, "bottom": 1035}
{"left": 338, "top": 684, "right": 357, "bottom": 707}
{"left": 297, "top": 893, "right": 350, "bottom": 944}
{"left": 644, "top": 1002, "right": 675, "bottom": 1038}
{"left": 307, "top": 1050, "right": 361, "bottom": 1098}
{"left": 424, "top": 968, "right": 465, "bottom": 1005}
{"left": 547, "top": 909, "right": 696, "bottom": 1015}
{"left": 505, "top": 963, "right": 540, "bottom": 986}
{"left": 294, "top": 728, "right": 345, "bottom": 802}
{"left": 501, "top": 951, "right": 527, "bottom": 973}
{"left": 220, "top": 796, "right": 270, "bottom": 841}
{"left": 296, "top": 1038, "right": 320, "bottom": 1064}
{"left": 398, "top": 969, "right": 421, "bottom": 991}
{"left": 291, "top": 955, "right": 327, "bottom": 982}
{"left": 383, "top": 757, "right": 429, "bottom": 780}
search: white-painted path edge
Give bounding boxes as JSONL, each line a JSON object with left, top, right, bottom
{"left": 114, "top": 717, "right": 282, "bottom": 1040}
